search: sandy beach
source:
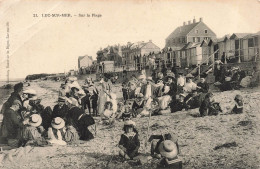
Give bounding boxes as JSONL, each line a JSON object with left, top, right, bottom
{"left": 0, "top": 80, "right": 260, "bottom": 169}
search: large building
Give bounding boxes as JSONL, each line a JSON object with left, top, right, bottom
{"left": 165, "top": 17, "right": 216, "bottom": 49}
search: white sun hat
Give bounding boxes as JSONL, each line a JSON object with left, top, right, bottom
{"left": 29, "top": 114, "right": 42, "bottom": 127}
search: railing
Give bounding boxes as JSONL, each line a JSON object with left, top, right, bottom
{"left": 188, "top": 49, "right": 219, "bottom": 79}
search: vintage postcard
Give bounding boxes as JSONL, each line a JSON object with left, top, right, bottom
{"left": 0, "top": 0, "right": 259, "bottom": 168}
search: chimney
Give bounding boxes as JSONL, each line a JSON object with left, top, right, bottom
{"left": 183, "top": 22, "right": 186, "bottom": 26}
{"left": 193, "top": 18, "right": 196, "bottom": 23}
{"left": 200, "top": 17, "right": 203, "bottom": 22}
{"left": 188, "top": 20, "right": 191, "bottom": 25}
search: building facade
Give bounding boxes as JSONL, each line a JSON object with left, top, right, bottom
{"left": 165, "top": 17, "right": 216, "bottom": 48}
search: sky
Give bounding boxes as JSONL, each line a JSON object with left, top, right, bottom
{"left": 0, "top": 0, "right": 260, "bottom": 80}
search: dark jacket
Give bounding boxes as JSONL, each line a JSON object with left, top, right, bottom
{"left": 119, "top": 132, "right": 140, "bottom": 158}
{"left": 1, "top": 92, "right": 23, "bottom": 116}
{"left": 2, "top": 108, "right": 23, "bottom": 139}
{"left": 197, "top": 82, "right": 209, "bottom": 93}
{"left": 67, "top": 106, "right": 95, "bottom": 140}
{"left": 52, "top": 104, "right": 70, "bottom": 119}
{"left": 163, "top": 82, "right": 177, "bottom": 98}
{"left": 199, "top": 98, "right": 210, "bottom": 117}
{"left": 170, "top": 101, "right": 186, "bottom": 112}
{"left": 132, "top": 99, "right": 145, "bottom": 111}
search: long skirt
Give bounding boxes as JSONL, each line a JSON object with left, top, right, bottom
{"left": 97, "top": 90, "right": 107, "bottom": 115}
{"left": 157, "top": 95, "right": 172, "bottom": 110}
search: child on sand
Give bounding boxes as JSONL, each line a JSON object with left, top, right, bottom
{"left": 231, "top": 94, "right": 243, "bottom": 114}
{"left": 101, "top": 101, "right": 115, "bottom": 125}
{"left": 121, "top": 106, "right": 133, "bottom": 121}
{"left": 118, "top": 120, "right": 140, "bottom": 160}
{"left": 199, "top": 92, "right": 214, "bottom": 117}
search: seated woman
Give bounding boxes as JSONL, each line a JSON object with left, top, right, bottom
{"left": 157, "top": 73, "right": 176, "bottom": 111}
{"left": 170, "top": 94, "right": 187, "bottom": 113}
{"left": 220, "top": 66, "right": 233, "bottom": 91}
{"left": 184, "top": 89, "right": 202, "bottom": 109}
{"left": 66, "top": 98, "right": 95, "bottom": 140}
{"left": 23, "top": 96, "right": 53, "bottom": 131}
{"left": 21, "top": 114, "right": 47, "bottom": 146}
{"left": 119, "top": 120, "right": 140, "bottom": 160}
{"left": 197, "top": 76, "right": 209, "bottom": 93}
{"left": 132, "top": 93, "right": 145, "bottom": 117}
{"left": 183, "top": 74, "right": 197, "bottom": 94}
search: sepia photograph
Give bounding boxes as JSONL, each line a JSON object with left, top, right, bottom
{"left": 0, "top": 0, "right": 259, "bottom": 168}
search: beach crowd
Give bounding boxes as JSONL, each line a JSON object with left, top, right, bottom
{"left": 0, "top": 61, "right": 259, "bottom": 165}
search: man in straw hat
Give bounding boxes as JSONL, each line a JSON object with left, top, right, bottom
{"left": 48, "top": 117, "right": 67, "bottom": 145}
{"left": 21, "top": 114, "right": 47, "bottom": 146}
{"left": 148, "top": 132, "right": 180, "bottom": 160}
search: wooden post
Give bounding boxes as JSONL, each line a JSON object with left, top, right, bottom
{"left": 224, "top": 53, "right": 227, "bottom": 64}
{"left": 238, "top": 39, "right": 241, "bottom": 63}
{"left": 145, "top": 110, "right": 152, "bottom": 153}
{"left": 198, "top": 64, "right": 201, "bottom": 80}
{"left": 171, "top": 52, "right": 174, "bottom": 68}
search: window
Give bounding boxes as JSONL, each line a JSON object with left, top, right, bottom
{"left": 197, "top": 37, "right": 200, "bottom": 42}
{"left": 195, "top": 29, "right": 198, "bottom": 34}
{"left": 248, "top": 38, "right": 254, "bottom": 47}
{"left": 205, "top": 29, "right": 208, "bottom": 33}
{"left": 182, "top": 37, "right": 185, "bottom": 43}
{"left": 179, "top": 38, "right": 181, "bottom": 43}
{"left": 204, "top": 37, "right": 208, "bottom": 40}
{"left": 193, "top": 37, "right": 196, "bottom": 42}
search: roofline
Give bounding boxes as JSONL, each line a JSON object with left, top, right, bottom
{"left": 141, "top": 41, "right": 160, "bottom": 49}
{"left": 187, "top": 21, "right": 217, "bottom": 37}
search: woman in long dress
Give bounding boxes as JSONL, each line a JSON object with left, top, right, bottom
{"left": 97, "top": 75, "right": 112, "bottom": 116}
